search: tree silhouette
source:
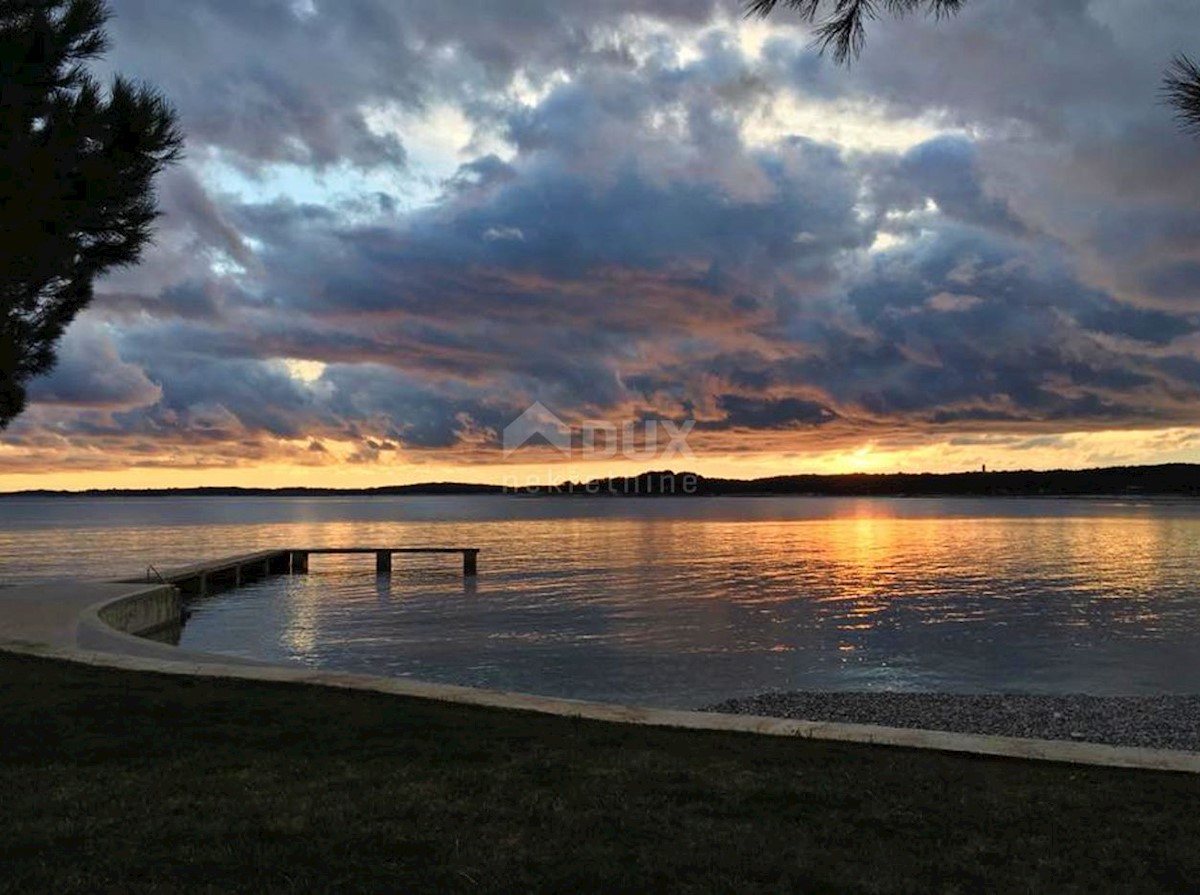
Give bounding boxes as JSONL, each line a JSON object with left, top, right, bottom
{"left": 0, "top": 0, "right": 182, "bottom": 428}
{"left": 745, "top": 0, "right": 964, "bottom": 63}
{"left": 747, "top": 0, "right": 1200, "bottom": 135}
{"left": 1165, "top": 56, "right": 1200, "bottom": 136}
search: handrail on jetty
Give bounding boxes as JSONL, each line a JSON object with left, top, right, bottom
{"left": 124, "top": 547, "right": 480, "bottom": 597}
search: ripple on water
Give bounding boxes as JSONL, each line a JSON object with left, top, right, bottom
{"left": 5, "top": 496, "right": 1200, "bottom": 707}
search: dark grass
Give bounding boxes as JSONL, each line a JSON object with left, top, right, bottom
{"left": 2, "top": 652, "right": 1199, "bottom": 893}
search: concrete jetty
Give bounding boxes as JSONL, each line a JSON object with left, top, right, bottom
{"left": 296, "top": 547, "right": 480, "bottom": 579}
{"left": 123, "top": 546, "right": 481, "bottom": 597}
{"left": 0, "top": 580, "right": 180, "bottom": 652}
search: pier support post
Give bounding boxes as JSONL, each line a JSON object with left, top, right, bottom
{"left": 290, "top": 551, "right": 309, "bottom": 574}
{"left": 463, "top": 549, "right": 478, "bottom": 577}
{"left": 376, "top": 551, "right": 392, "bottom": 576}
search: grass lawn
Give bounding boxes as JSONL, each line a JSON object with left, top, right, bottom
{"left": 1, "top": 651, "right": 1198, "bottom": 893}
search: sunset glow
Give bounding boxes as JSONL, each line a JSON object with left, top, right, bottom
{"left": 5, "top": 1, "right": 1200, "bottom": 490}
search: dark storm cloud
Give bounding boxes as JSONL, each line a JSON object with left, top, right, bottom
{"left": 311, "top": 140, "right": 863, "bottom": 309}
{"left": 25, "top": 321, "right": 161, "bottom": 410}
{"left": 104, "top": 0, "right": 728, "bottom": 169}
{"left": 619, "top": 207, "right": 1200, "bottom": 436}
{"left": 317, "top": 363, "right": 516, "bottom": 450}
{"left": 1139, "top": 261, "right": 1200, "bottom": 304}
{"left": 831, "top": 0, "right": 1152, "bottom": 136}
{"left": 803, "top": 224, "right": 1199, "bottom": 424}
{"left": 97, "top": 280, "right": 229, "bottom": 322}
{"left": 711, "top": 395, "right": 837, "bottom": 428}
{"left": 9, "top": 0, "right": 1200, "bottom": 469}
{"left": 833, "top": 2, "right": 1200, "bottom": 289}
{"left": 867, "top": 137, "right": 1029, "bottom": 236}
{"left": 158, "top": 168, "right": 254, "bottom": 268}
{"left": 119, "top": 351, "right": 322, "bottom": 440}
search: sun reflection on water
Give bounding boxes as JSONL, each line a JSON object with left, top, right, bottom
{"left": 5, "top": 496, "right": 1200, "bottom": 705}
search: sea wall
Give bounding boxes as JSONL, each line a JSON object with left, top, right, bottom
{"left": 96, "top": 585, "right": 182, "bottom": 637}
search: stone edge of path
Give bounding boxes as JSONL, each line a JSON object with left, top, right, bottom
{"left": 3, "top": 579, "right": 1200, "bottom": 775}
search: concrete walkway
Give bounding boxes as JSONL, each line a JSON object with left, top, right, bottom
{"left": 0, "top": 581, "right": 132, "bottom": 649}
{"left": 3, "top": 574, "right": 1200, "bottom": 775}
{"left": 0, "top": 579, "right": 267, "bottom": 664}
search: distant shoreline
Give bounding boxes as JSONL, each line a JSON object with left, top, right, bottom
{"left": 4, "top": 463, "right": 1200, "bottom": 499}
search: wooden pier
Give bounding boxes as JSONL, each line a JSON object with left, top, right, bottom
{"left": 132, "top": 547, "right": 480, "bottom": 597}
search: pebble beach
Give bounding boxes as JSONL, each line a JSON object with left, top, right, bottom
{"left": 701, "top": 692, "right": 1200, "bottom": 752}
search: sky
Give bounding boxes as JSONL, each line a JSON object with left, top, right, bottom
{"left": 4, "top": 0, "right": 1200, "bottom": 490}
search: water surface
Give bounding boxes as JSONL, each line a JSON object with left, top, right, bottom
{"left": 3, "top": 495, "right": 1199, "bottom": 706}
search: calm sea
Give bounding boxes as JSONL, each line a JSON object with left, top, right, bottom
{"left": 3, "top": 494, "right": 1200, "bottom": 706}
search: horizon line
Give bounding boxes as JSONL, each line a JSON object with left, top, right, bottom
{"left": 2, "top": 462, "right": 1199, "bottom": 497}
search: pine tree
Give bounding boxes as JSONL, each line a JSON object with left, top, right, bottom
{"left": 747, "top": 0, "right": 1200, "bottom": 135}
{"left": 0, "top": 0, "right": 182, "bottom": 427}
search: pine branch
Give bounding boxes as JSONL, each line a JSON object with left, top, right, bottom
{"left": 744, "top": 0, "right": 966, "bottom": 63}
{"left": 1164, "top": 55, "right": 1200, "bottom": 137}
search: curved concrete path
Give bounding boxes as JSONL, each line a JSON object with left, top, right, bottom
{"left": 3, "top": 577, "right": 1200, "bottom": 775}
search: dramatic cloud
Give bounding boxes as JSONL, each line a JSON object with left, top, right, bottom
{"left": 5, "top": 0, "right": 1200, "bottom": 486}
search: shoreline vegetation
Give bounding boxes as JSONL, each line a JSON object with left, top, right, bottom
{"left": 5, "top": 462, "right": 1200, "bottom": 499}
{"left": 3, "top": 650, "right": 1200, "bottom": 893}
